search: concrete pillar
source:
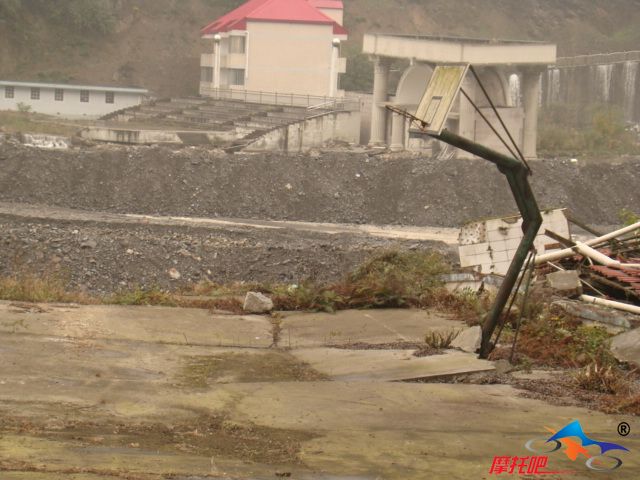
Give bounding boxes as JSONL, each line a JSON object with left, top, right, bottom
{"left": 522, "top": 67, "right": 543, "bottom": 159}
{"left": 390, "top": 112, "right": 405, "bottom": 150}
{"left": 213, "top": 34, "right": 222, "bottom": 90}
{"left": 369, "top": 56, "right": 390, "bottom": 146}
{"left": 329, "top": 39, "right": 340, "bottom": 97}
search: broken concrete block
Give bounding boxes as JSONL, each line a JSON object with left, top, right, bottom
{"left": 552, "top": 300, "right": 632, "bottom": 330}
{"left": 611, "top": 328, "right": 640, "bottom": 367}
{"left": 243, "top": 292, "right": 274, "bottom": 314}
{"left": 546, "top": 270, "right": 582, "bottom": 297}
{"left": 451, "top": 326, "right": 482, "bottom": 353}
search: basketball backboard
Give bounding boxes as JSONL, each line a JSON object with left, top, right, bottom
{"left": 414, "top": 64, "right": 469, "bottom": 135}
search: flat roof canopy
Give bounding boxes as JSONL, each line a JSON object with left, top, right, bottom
{"left": 363, "top": 34, "right": 556, "bottom": 66}
{"left": 0, "top": 81, "right": 148, "bottom": 94}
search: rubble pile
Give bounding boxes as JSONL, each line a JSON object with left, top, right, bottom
{"left": 536, "top": 221, "right": 640, "bottom": 316}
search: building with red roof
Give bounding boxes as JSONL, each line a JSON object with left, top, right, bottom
{"left": 200, "top": 0, "right": 347, "bottom": 98}
{"left": 306, "top": 1, "right": 344, "bottom": 25}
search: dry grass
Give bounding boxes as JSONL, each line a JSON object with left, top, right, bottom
{"left": 574, "top": 362, "right": 634, "bottom": 395}
{"left": 0, "top": 271, "right": 92, "bottom": 304}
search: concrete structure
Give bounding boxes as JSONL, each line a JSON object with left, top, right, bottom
{"left": 243, "top": 108, "right": 360, "bottom": 152}
{"left": 362, "top": 34, "right": 557, "bottom": 158}
{"left": 0, "top": 80, "right": 147, "bottom": 119}
{"left": 458, "top": 208, "right": 569, "bottom": 275}
{"left": 83, "top": 96, "right": 361, "bottom": 150}
{"left": 199, "top": 0, "right": 347, "bottom": 99}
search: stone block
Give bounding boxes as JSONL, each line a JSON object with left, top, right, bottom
{"left": 451, "top": 326, "right": 482, "bottom": 353}
{"left": 243, "top": 292, "right": 274, "bottom": 313}
{"left": 546, "top": 270, "right": 582, "bottom": 297}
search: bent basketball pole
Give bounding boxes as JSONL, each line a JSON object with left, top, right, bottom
{"left": 387, "top": 65, "right": 543, "bottom": 359}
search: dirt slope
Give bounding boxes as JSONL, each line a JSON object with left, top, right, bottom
{"left": 1, "top": 0, "right": 640, "bottom": 97}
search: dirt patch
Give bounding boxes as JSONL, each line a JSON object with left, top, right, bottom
{"left": 0, "top": 412, "right": 315, "bottom": 466}
{"left": 178, "top": 351, "right": 328, "bottom": 387}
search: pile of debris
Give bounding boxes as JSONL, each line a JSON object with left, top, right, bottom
{"left": 535, "top": 221, "right": 640, "bottom": 317}
{"left": 456, "top": 210, "right": 640, "bottom": 332}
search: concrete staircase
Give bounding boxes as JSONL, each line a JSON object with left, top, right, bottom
{"left": 95, "top": 96, "right": 357, "bottom": 149}
{"left": 107, "top": 97, "right": 312, "bottom": 137}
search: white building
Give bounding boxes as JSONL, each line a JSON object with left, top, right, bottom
{"left": 0, "top": 81, "right": 148, "bottom": 119}
{"left": 200, "top": 0, "right": 347, "bottom": 99}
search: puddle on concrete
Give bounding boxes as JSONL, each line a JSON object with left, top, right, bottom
{"left": 178, "top": 351, "right": 328, "bottom": 387}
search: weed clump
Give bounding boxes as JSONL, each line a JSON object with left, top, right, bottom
{"left": 573, "top": 363, "right": 633, "bottom": 395}
{"left": 424, "top": 329, "right": 460, "bottom": 349}
{"left": 272, "top": 250, "right": 450, "bottom": 312}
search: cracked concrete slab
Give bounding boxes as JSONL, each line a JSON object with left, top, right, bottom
{"left": 0, "top": 301, "right": 273, "bottom": 348}
{"left": 290, "top": 348, "right": 495, "bottom": 381}
{"left": 1, "top": 302, "right": 638, "bottom": 479}
{"left": 279, "top": 309, "right": 464, "bottom": 347}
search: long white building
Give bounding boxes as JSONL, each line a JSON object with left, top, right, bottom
{"left": 0, "top": 81, "right": 148, "bottom": 119}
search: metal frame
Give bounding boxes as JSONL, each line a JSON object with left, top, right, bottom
{"left": 387, "top": 106, "right": 543, "bottom": 358}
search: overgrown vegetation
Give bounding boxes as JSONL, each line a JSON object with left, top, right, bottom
{"left": 538, "top": 104, "right": 640, "bottom": 156}
{"left": 512, "top": 304, "right": 615, "bottom": 368}
{"left": 0, "top": 111, "right": 81, "bottom": 136}
{"left": 270, "top": 250, "right": 450, "bottom": 312}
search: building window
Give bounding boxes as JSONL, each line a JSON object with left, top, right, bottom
{"left": 229, "top": 35, "right": 246, "bottom": 54}
{"left": 105, "top": 91, "right": 115, "bottom": 104}
{"left": 230, "top": 68, "right": 245, "bottom": 86}
{"left": 30, "top": 88, "right": 40, "bottom": 100}
{"left": 54, "top": 89, "right": 64, "bottom": 101}
{"left": 4, "top": 86, "right": 14, "bottom": 98}
{"left": 80, "top": 90, "right": 90, "bottom": 102}
{"left": 201, "top": 67, "right": 213, "bottom": 83}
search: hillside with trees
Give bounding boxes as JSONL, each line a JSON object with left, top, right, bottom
{"left": 1, "top": 0, "right": 640, "bottom": 96}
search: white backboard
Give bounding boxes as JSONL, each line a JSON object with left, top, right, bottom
{"left": 414, "top": 64, "right": 469, "bottom": 135}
